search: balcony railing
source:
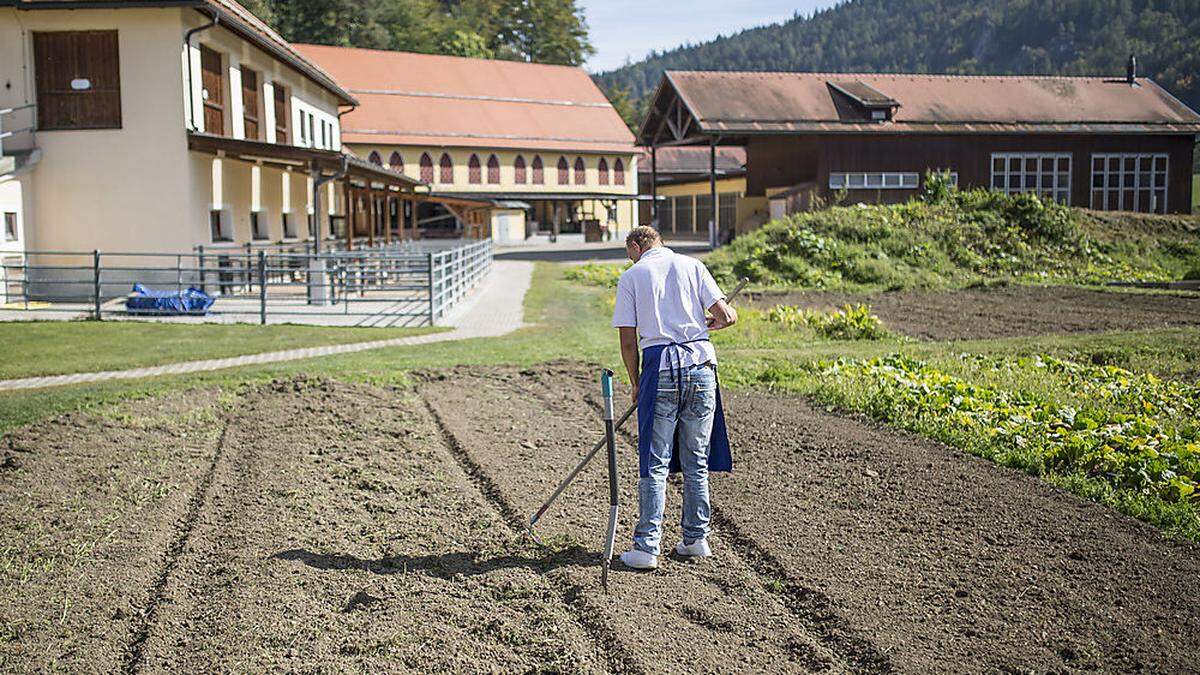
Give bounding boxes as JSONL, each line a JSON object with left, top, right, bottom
{"left": 0, "top": 104, "right": 36, "bottom": 157}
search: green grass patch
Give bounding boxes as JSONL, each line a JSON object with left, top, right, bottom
{"left": 0, "top": 321, "right": 445, "bottom": 380}
{"left": 704, "top": 187, "right": 1200, "bottom": 291}
{"left": 563, "top": 261, "right": 628, "bottom": 288}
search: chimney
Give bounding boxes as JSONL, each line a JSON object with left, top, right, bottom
{"left": 1126, "top": 54, "right": 1137, "bottom": 85}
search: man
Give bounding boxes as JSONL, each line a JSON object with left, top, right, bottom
{"left": 611, "top": 226, "right": 738, "bottom": 570}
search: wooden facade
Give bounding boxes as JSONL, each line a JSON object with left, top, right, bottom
{"left": 745, "top": 133, "right": 1195, "bottom": 213}
{"left": 32, "top": 30, "right": 121, "bottom": 130}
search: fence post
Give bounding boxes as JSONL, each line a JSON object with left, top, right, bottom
{"left": 427, "top": 251, "right": 436, "bottom": 326}
{"left": 92, "top": 249, "right": 102, "bottom": 321}
{"left": 197, "top": 245, "right": 206, "bottom": 295}
{"left": 258, "top": 250, "right": 267, "bottom": 325}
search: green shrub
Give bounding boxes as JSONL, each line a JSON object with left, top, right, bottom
{"left": 563, "top": 262, "right": 627, "bottom": 288}
{"left": 765, "top": 303, "right": 890, "bottom": 340}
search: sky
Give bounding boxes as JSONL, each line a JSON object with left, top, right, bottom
{"left": 580, "top": 0, "right": 839, "bottom": 73}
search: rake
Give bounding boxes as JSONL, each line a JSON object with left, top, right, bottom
{"left": 526, "top": 277, "right": 750, "bottom": 563}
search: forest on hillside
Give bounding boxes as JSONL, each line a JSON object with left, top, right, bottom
{"left": 594, "top": 0, "right": 1200, "bottom": 130}
{"left": 240, "top": 0, "right": 593, "bottom": 65}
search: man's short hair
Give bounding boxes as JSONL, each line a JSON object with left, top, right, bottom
{"left": 626, "top": 226, "right": 662, "bottom": 249}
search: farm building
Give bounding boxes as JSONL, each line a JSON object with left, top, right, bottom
{"left": 636, "top": 146, "right": 758, "bottom": 240}
{"left": 0, "top": 0, "right": 495, "bottom": 300}
{"left": 638, "top": 67, "right": 1200, "bottom": 243}
{"left": 295, "top": 45, "right": 640, "bottom": 244}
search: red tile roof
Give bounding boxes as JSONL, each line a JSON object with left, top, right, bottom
{"left": 642, "top": 71, "right": 1200, "bottom": 142}
{"left": 295, "top": 44, "right": 637, "bottom": 154}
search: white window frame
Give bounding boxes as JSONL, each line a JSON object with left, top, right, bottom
{"left": 829, "top": 172, "right": 946, "bottom": 190}
{"left": 1090, "top": 153, "right": 1168, "bottom": 213}
{"left": 990, "top": 152, "right": 1071, "bottom": 204}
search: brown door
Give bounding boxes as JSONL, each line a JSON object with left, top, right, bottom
{"left": 241, "top": 66, "right": 259, "bottom": 140}
{"left": 200, "top": 45, "right": 224, "bottom": 135}
{"left": 273, "top": 83, "right": 288, "bottom": 144}
{"left": 33, "top": 31, "right": 122, "bottom": 130}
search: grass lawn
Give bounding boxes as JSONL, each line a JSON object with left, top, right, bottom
{"left": 0, "top": 321, "right": 445, "bottom": 380}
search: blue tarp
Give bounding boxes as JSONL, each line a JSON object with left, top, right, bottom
{"left": 125, "top": 283, "right": 215, "bottom": 315}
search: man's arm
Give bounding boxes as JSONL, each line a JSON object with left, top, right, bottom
{"left": 619, "top": 326, "right": 640, "bottom": 403}
{"left": 706, "top": 298, "right": 738, "bottom": 331}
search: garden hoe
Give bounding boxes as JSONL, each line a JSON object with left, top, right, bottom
{"left": 600, "top": 369, "right": 619, "bottom": 592}
{"left": 525, "top": 277, "right": 750, "bottom": 553}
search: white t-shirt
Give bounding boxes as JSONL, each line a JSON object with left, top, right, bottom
{"left": 611, "top": 246, "right": 725, "bottom": 371}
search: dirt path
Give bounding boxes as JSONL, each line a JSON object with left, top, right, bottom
{"left": 751, "top": 286, "right": 1200, "bottom": 340}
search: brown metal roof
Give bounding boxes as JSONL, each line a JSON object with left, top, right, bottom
{"left": 295, "top": 44, "right": 637, "bottom": 154}
{"left": 7, "top": 0, "right": 357, "bottom": 105}
{"left": 636, "top": 146, "right": 745, "bottom": 174}
{"left": 641, "top": 71, "right": 1200, "bottom": 143}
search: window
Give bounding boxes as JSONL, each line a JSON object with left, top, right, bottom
{"left": 272, "top": 83, "right": 288, "bottom": 144}
{"left": 573, "top": 157, "right": 586, "bottom": 185}
{"left": 514, "top": 155, "right": 527, "bottom": 184}
{"left": 368, "top": 151, "right": 382, "bottom": 166}
{"left": 33, "top": 31, "right": 122, "bottom": 130}
{"left": 241, "top": 66, "right": 261, "bottom": 140}
{"left": 389, "top": 151, "right": 403, "bottom": 173}
{"left": 199, "top": 44, "right": 224, "bottom": 134}
{"left": 210, "top": 210, "right": 230, "bottom": 241}
{"left": 614, "top": 158, "right": 625, "bottom": 185}
{"left": 420, "top": 153, "right": 434, "bottom": 182}
{"left": 282, "top": 213, "right": 295, "bottom": 238}
{"left": 439, "top": 153, "right": 453, "bottom": 183}
{"left": 991, "top": 153, "right": 1071, "bottom": 204}
{"left": 598, "top": 158, "right": 609, "bottom": 185}
{"left": 468, "top": 154, "right": 481, "bottom": 184}
{"left": 829, "top": 172, "right": 922, "bottom": 190}
{"left": 532, "top": 156, "right": 544, "bottom": 184}
{"left": 557, "top": 157, "right": 569, "bottom": 184}
{"left": 487, "top": 154, "right": 500, "bottom": 184}
{"left": 3, "top": 213, "right": 16, "bottom": 242}
{"left": 1090, "top": 153, "right": 1168, "bottom": 213}
{"left": 251, "top": 211, "right": 267, "bottom": 240}
{"left": 308, "top": 114, "right": 315, "bottom": 149}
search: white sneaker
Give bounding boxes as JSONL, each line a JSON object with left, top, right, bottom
{"left": 618, "top": 549, "right": 659, "bottom": 570}
{"left": 674, "top": 539, "right": 713, "bottom": 558}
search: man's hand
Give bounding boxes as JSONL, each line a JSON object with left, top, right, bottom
{"left": 706, "top": 298, "right": 738, "bottom": 331}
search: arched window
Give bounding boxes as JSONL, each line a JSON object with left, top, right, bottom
{"left": 486, "top": 154, "right": 500, "bottom": 184}
{"left": 439, "top": 153, "right": 453, "bottom": 183}
{"left": 557, "top": 156, "right": 569, "bottom": 184}
{"left": 368, "top": 150, "right": 382, "bottom": 165}
{"left": 598, "top": 158, "right": 609, "bottom": 185}
{"left": 614, "top": 158, "right": 625, "bottom": 185}
{"left": 514, "top": 155, "right": 527, "bottom": 184}
{"left": 573, "top": 157, "right": 586, "bottom": 185}
{"left": 468, "top": 154, "right": 481, "bottom": 184}
{"left": 531, "top": 156, "right": 544, "bottom": 184}
{"left": 420, "top": 153, "right": 434, "bottom": 183}
{"left": 388, "top": 151, "right": 403, "bottom": 173}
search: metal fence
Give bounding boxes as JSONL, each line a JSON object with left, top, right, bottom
{"left": 0, "top": 239, "right": 492, "bottom": 327}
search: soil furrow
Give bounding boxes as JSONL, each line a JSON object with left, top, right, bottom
{"left": 121, "top": 416, "right": 235, "bottom": 674}
{"left": 422, "top": 397, "right": 644, "bottom": 675}
{"left": 421, "top": 364, "right": 844, "bottom": 673}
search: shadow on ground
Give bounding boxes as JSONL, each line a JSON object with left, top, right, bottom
{"left": 271, "top": 546, "right": 599, "bottom": 578}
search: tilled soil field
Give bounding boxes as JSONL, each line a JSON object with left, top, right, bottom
{"left": 3, "top": 364, "right": 1198, "bottom": 673}
{"left": 750, "top": 286, "right": 1200, "bottom": 340}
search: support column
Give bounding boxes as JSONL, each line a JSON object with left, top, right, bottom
{"left": 385, "top": 194, "right": 393, "bottom": 245}
{"left": 344, "top": 183, "right": 354, "bottom": 251}
{"left": 367, "top": 189, "right": 376, "bottom": 248}
{"left": 651, "top": 145, "right": 658, "bottom": 225}
{"left": 709, "top": 138, "right": 718, "bottom": 248}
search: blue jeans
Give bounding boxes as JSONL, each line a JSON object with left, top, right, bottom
{"left": 634, "top": 363, "right": 717, "bottom": 556}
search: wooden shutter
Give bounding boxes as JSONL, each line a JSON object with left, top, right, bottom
{"left": 34, "top": 31, "right": 121, "bottom": 130}
{"left": 200, "top": 45, "right": 224, "bottom": 135}
{"left": 273, "top": 83, "right": 288, "bottom": 143}
{"left": 241, "top": 67, "right": 260, "bottom": 140}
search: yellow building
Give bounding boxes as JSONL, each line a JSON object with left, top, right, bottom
{"left": 637, "top": 146, "right": 767, "bottom": 241}
{"left": 297, "top": 45, "right": 640, "bottom": 244}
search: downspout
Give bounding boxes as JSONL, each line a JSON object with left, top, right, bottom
{"left": 184, "top": 12, "right": 220, "bottom": 132}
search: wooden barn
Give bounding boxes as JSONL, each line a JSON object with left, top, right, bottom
{"left": 638, "top": 65, "right": 1200, "bottom": 244}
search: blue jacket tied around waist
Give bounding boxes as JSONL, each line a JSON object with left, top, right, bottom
{"left": 636, "top": 343, "right": 733, "bottom": 478}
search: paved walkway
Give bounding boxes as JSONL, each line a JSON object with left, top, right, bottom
{"left": 0, "top": 261, "right": 534, "bottom": 392}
